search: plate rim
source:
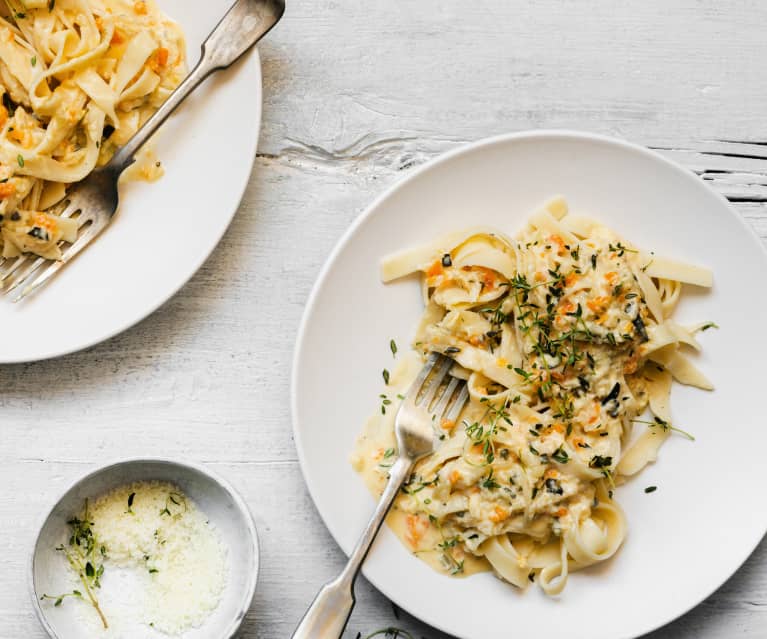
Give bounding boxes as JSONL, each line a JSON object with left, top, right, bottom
{"left": 0, "top": 48, "right": 262, "bottom": 365}
{"left": 291, "top": 129, "right": 767, "bottom": 639}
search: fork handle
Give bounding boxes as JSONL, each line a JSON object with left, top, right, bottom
{"left": 291, "top": 456, "right": 414, "bottom": 639}
{"left": 107, "top": 0, "right": 284, "bottom": 176}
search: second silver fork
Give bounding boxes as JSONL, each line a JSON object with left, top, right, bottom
{"left": 291, "top": 352, "right": 469, "bottom": 639}
{"left": 2, "top": 0, "right": 285, "bottom": 301}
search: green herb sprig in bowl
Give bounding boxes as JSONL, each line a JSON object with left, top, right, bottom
{"left": 41, "top": 500, "right": 109, "bottom": 629}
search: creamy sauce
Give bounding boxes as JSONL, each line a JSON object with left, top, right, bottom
{"left": 351, "top": 353, "right": 490, "bottom": 577}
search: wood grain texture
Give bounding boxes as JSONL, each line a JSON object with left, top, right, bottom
{"left": 3, "top": 0, "right": 767, "bottom": 637}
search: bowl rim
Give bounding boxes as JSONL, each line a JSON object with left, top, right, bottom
{"left": 28, "top": 456, "right": 260, "bottom": 639}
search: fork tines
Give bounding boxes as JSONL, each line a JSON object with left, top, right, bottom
{"left": 415, "top": 352, "right": 470, "bottom": 423}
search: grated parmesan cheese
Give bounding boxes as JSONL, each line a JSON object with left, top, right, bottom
{"left": 78, "top": 481, "right": 227, "bottom": 637}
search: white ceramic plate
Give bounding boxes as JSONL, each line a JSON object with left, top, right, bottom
{"left": 0, "top": 1, "right": 262, "bottom": 363}
{"left": 292, "top": 131, "right": 767, "bottom": 639}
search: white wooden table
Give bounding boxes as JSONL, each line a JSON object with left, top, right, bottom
{"left": 4, "top": 2, "right": 767, "bottom": 637}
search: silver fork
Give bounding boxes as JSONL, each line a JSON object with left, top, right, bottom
{"left": 3, "top": 0, "right": 285, "bottom": 302}
{"left": 291, "top": 352, "right": 469, "bottom": 639}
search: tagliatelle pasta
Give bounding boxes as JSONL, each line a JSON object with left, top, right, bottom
{"left": 0, "top": 0, "right": 185, "bottom": 259}
{"left": 351, "top": 196, "right": 716, "bottom": 595}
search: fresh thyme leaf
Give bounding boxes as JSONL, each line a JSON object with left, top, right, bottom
{"left": 645, "top": 486, "right": 657, "bottom": 493}
{"left": 601, "top": 382, "right": 620, "bottom": 405}
{"left": 545, "top": 478, "right": 563, "bottom": 495}
{"left": 514, "top": 367, "right": 531, "bottom": 381}
{"left": 382, "top": 369, "right": 390, "bottom": 385}
{"left": 17, "top": 154, "right": 24, "bottom": 167}
{"left": 480, "top": 469, "right": 500, "bottom": 490}
{"left": 158, "top": 492, "right": 187, "bottom": 519}
{"left": 552, "top": 447, "right": 569, "bottom": 464}
{"left": 380, "top": 394, "right": 392, "bottom": 414}
{"left": 565, "top": 303, "right": 583, "bottom": 318}
{"left": 390, "top": 339, "right": 397, "bottom": 357}
{"left": 589, "top": 455, "right": 613, "bottom": 469}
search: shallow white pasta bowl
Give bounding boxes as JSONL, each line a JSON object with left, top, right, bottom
{"left": 0, "top": 0, "right": 263, "bottom": 363}
{"left": 292, "top": 130, "right": 767, "bottom": 639}
{"left": 30, "top": 458, "right": 259, "bottom": 639}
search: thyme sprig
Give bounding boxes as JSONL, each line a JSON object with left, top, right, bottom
{"left": 159, "top": 491, "right": 188, "bottom": 517}
{"left": 40, "top": 591, "right": 82, "bottom": 608}
{"left": 608, "top": 242, "right": 638, "bottom": 256}
{"left": 633, "top": 416, "right": 695, "bottom": 441}
{"left": 463, "top": 400, "right": 513, "bottom": 466}
{"left": 42, "top": 500, "right": 108, "bottom": 629}
{"left": 437, "top": 536, "right": 465, "bottom": 575}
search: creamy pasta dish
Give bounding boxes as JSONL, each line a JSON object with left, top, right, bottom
{"left": 352, "top": 197, "right": 715, "bottom": 595}
{"left": 0, "top": 0, "right": 185, "bottom": 259}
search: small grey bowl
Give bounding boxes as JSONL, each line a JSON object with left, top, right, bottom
{"left": 29, "top": 458, "right": 259, "bottom": 639}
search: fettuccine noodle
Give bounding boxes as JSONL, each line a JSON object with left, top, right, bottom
{"left": 0, "top": 0, "right": 185, "bottom": 259}
{"left": 352, "top": 197, "right": 715, "bottom": 595}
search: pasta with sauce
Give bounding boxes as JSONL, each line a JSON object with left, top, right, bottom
{"left": 352, "top": 197, "right": 715, "bottom": 595}
{"left": 0, "top": 0, "right": 185, "bottom": 259}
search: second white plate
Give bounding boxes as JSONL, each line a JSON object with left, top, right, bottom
{"left": 292, "top": 131, "right": 767, "bottom": 639}
{"left": 0, "top": 0, "right": 262, "bottom": 363}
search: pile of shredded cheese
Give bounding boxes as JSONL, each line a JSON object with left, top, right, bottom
{"left": 83, "top": 481, "right": 227, "bottom": 636}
